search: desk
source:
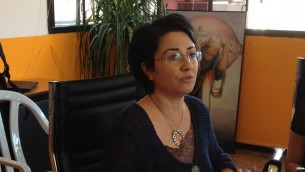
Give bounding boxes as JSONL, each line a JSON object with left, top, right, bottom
{"left": 24, "top": 78, "right": 50, "bottom": 97}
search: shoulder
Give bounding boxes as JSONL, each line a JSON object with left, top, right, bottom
{"left": 113, "top": 102, "right": 150, "bottom": 130}
{"left": 291, "top": 109, "right": 305, "bottom": 136}
{"left": 184, "top": 95, "right": 209, "bottom": 113}
{"left": 184, "top": 95, "right": 210, "bottom": 122}
{"left": 291, "top": 124, "right": 305, "bottom": 136}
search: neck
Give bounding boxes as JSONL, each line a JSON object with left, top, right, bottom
{"left": 149, "top": 94, "right": 184, "bottom": 125}
{"left": 149, "top": 93, "right": 184, "bottom": 111}
{"left": 149, "top": 94, "right": 186, "bottom": 146}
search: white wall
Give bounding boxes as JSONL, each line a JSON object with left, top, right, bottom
{"left": 0, "top": 0, "right": 48, "bottom": 38}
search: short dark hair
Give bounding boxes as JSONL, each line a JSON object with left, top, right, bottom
{"left": 128, "top": 13, "right": 197, "bottom": 94}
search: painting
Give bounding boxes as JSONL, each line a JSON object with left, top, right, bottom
{"left": 168, "top": 10, "right": 247, "bottom": 153}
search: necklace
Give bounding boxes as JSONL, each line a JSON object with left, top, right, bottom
{"left": 150, "top": 95, "right": 185, "bottom": 146}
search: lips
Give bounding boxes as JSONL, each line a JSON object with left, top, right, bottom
{"left": 181, "top": 75, "right": 194, "bottom": 81}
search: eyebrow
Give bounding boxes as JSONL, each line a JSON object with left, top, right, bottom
{"left": 162, "top": 46, "right": 196, "bottom": 55}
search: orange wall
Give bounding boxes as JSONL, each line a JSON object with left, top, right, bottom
{"left": 1, "top": 33, "right": 305, "bottom": 148}
{"left": 237, "top": 36, "right": 305, "bottom": 148}
{"left": 0, "top": 32, "right": 80, "bottom": 81}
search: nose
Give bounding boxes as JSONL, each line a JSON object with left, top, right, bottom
{"left": 180, "top": 54, "right": 193, "bottom": 63}
{"left": 181, "top": 55, "right": 195, "bottom": 70}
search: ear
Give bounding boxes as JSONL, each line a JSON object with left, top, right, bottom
{"left": 140, "top": 62, "right": 154, "bottom": 81}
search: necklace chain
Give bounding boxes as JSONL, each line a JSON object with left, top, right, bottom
{"left": 150, "top": 95, "right": 185, "bottom": 146}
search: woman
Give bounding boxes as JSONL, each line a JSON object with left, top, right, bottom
{"left": 101, "top": 13, "right": 237, "bottom": 172}
{"left": 286, "top": 130, "right": 305, "bottom": 172}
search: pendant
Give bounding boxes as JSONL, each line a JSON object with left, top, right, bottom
{"left": 172, "top": 129, "right": 185, "bottom": 146}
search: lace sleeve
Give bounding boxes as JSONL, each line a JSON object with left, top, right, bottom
{"left": 101, "top": 123, "right": 141, "bottom": 172}
{"left": 291, "top": 64, "right": 305, "bottom": 136}
{"left": 291, "top": 101, "right": 305, "bottom": 136}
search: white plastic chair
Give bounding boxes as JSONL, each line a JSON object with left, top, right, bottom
{"left": 0, "top": 90, "right": 48, "bottom": 172}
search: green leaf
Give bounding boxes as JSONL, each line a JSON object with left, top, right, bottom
{"left": 79, "top": 0, "right": 166, "bottom": 78}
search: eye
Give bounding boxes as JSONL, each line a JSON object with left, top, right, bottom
{"left": 188, "top": 52, "right": 197, "bottom": 59}
{"left": 167, "top": 53, "right": 181, "bottom": 61}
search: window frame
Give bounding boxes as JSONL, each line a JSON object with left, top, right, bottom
{"left": 47, "top": 0, "right": 86, "bottom": 33}
{"left": 246, "top": 29, "right": 305, "bottom": 38}
{"left": 47, "top": 0, "right": 305, "bottom": 38}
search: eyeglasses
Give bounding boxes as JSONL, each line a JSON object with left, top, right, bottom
{"left": 155, "top": 51, "right": 202, "bottom": 65}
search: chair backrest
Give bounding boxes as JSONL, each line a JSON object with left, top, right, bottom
{"left": 0, "top": 90, "right": 49, "bottom": 172}
{"left": 48, "top": 73, "right": 146, "bottom": 172}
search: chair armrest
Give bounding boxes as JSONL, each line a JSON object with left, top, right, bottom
{"left": 262, "top": 148, "right": 286, "bottom": 172}
{"left": 0, "top": 157, "right": 31, "bottom": 172}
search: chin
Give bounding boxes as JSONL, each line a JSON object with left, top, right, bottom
{"left": 185, "top": 88, "right": 194, "bottom": 95}
{"left": 180, "top": 84, "right": 196, "bottom": 95}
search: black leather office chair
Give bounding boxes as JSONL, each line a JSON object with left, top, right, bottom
{"left": 48, "top": 73, "right": 146, "bottom": 172}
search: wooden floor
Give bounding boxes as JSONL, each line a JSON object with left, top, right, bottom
{"left": 228, "top": 147, "right": 286, "bottom": 171}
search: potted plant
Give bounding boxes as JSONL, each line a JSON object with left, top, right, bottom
{"left": 79, "top": 0, "right": 167, "bottom": 78}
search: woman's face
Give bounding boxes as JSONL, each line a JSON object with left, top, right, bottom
{"left": 148, "top": 31, "right": 199, "bottom": 97}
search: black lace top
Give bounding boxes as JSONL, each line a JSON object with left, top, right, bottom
{"left": 101, "top": 95, "right": 236, "bottom": 172}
